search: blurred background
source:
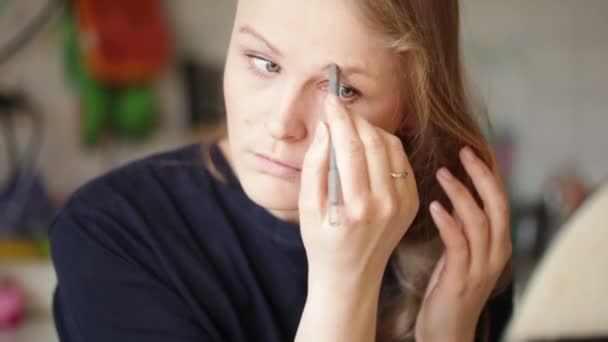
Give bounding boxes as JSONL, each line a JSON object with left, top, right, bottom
{"left": 0, "top": 0, "right": 606, "bottom": 340}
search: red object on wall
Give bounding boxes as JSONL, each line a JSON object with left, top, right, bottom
{"left": 0, "top": 277, "right": 24, "bottom": 329}
{"left": 74, "top": 0, "right": 172, "bottom": 84}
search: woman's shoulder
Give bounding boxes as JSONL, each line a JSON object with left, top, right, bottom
{"left": 65, "top": 143, "right": 213, "bottom": 210}
{"left": 49, "top": 142, "right": 230, "bottom": 267}
{"left": 49, "top": 143, "right": 224, "bottom": 239}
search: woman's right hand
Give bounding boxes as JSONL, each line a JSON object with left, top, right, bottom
{"left": 298, "top": 93, "right": 419, "bottom": 286}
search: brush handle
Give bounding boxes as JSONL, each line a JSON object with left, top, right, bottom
{"left": 328, "top": 64, "right": 341, "bottom": 226}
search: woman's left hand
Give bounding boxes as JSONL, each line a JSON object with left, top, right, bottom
{"left": 414, "top": 146, "right": 513, "bottom": 342}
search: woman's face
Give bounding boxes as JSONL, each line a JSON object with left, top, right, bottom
{"left": 222, "top": 0, "right": 404, "bottom": 222}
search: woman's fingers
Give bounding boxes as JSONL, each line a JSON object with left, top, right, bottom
{"left": 299, "top": 122, "right": 330, "bottom": 219}
{"left": 424, "top": 253, "right": 446, "bottom": 300}
{"left": 429, "top": 201, "right": 469, "bottom": 291}
{"left": 458, "top": 147, "right": 512, "bottom": 269}
{"left": 320, "top": 94, "right": 419, "bottom": 232}
{"left": 349, "top": 113, "right": 418, "bottom": 227}
{"left": 324, "top": 95, "right": 370, "bottom": 201}
{"left": 382, "top": 131, "right": 415, "bottom": 199}
{"left": 436, "top": 167, "right": 489, "bottom": 280}
{"left": 379, "top": 128, "right": 419, "bottom": 225}
{"left": 348, "top": 114, "right": 396, "bottom": 217}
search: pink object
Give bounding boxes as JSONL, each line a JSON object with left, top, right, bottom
{"left": 0, "top": 277, "right": 25, "bottom": 329}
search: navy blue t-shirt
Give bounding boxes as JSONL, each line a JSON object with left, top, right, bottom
{"left": 50, "top": 142, "right": 512, "bottom": 341}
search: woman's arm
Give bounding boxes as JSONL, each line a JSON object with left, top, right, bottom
{"left": 295, "top": 272, "right": 382, "bottom": 342}
{"left": 294, "top": 88, "right": 419, "bottom": 341}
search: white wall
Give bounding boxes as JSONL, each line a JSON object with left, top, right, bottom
{"left": 461, "top": 0, "right": 608, "bottom": 199}
{"left": 168, "top": 0, "right": 237, "bottom": 67}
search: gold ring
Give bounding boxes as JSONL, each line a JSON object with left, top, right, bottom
{"left": 390, "top": 171, "right": 409, "bottom": 179}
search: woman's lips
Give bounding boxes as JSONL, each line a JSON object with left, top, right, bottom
{"left": 250, "top": 152, "right": 301, "bottom": 179}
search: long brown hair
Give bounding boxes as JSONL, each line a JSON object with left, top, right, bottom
{"left": 354, "top": 0, "right": 513, "bottom": 340}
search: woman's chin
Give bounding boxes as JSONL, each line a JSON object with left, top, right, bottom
{"left": 240, "top": 172, "right": 300, "bottom": 212}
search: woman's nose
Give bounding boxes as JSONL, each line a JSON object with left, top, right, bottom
{"left": 264, "top": 89, "right": 311, "bottom": 142}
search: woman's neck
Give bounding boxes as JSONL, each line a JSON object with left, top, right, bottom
{"left": 217, "top": 138, "right": 301, "bottom": 224}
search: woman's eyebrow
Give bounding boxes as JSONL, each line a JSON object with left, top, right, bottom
{"left": 238, "top": 25, "right": 372, "bottom": 80}
{"left": 239, "top": 25, "right": 283, "bottom": 57}
{"left": 321, "top": 63, "right": 371, "bottom": 80}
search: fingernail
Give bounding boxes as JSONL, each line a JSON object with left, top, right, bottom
{"left": 438, "top": 168, "right": 453, "bottom": 181}
{"left": 462, "top": 146, "right": 475, "bottom": 162}
{"left": 326, "top": 94, "right": 339, "bottom": 107}
{"left": 430, "top": 201, "right": 444, "bottom": 216}
{"left": 314, "top": 122, "right": 327, "bottom": 144}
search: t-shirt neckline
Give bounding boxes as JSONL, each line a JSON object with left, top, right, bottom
{"left": 207, "top": 141, "right": 304, "bottom": 249}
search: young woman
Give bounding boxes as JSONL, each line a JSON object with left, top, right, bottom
{"left": 51, "top": 0, "right": 514, "bottom": 341}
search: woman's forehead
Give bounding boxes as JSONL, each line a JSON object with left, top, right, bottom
{"left": 235, "top": 0, "right": 396, "bottom": 78}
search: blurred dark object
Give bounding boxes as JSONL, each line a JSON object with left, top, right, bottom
{"left": 0, "top": 92, "right": 54, "bottom": 237}
{"left": 0, "top": 0, "right": 62, "bottom": 64}
{"left": 513, "top": 201, "right": 548, "bottom": 261}
{"left": 542, "top": 169, "right": 588, "bottom": 229}
{"left": 513, "top": 168, "right": 588, "bottom": 262}
{"left": 73, "top": 0, "right": 172, "bottom": 84}
{"left": 178, "top": 57, "right": 225, "bottom": 128}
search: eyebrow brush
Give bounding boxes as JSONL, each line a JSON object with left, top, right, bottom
{"left": 328, "top": 64, "right": 342, "bottom": 226}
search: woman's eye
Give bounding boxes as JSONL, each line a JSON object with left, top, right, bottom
{"left": 250, "top": 56, "right": 281, "bottom": 73}
{"left": 339, "top": 85, "right": 359, "bottom": 100}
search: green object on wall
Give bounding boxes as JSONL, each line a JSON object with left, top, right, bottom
{"left": 62, "top": 9, "right": 159, "bottom": 147}
{"left": 63, "top": 10, "right": 109, "bottom": 147}
{"left": 112, "top": 86, "right": 158, "bottom": 140}
{"left": 81, "top": 80, "right": 109, "bottom": 146}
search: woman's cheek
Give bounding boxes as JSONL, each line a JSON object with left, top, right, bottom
{"left": 359, "top": 101, "right": 403, "bottom": 133}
